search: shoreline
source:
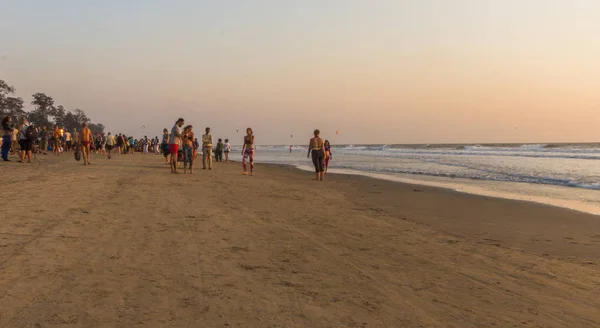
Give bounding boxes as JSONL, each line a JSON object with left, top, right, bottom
{"left": 289, "top": 163, "right": 600, "bottom": 216}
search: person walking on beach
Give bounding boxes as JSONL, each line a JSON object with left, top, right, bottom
{"left": 80, "top": 123, "right": 93, "bottom": 165}
{"left": 106, "top": 132, "right": 116, "bottom": 159}
{"left": 193, "top": 138, "right": 199, "bottom": 159}
{"left": 308, "top": 129, "right": 325, "bottom": 181}
{"left": 128, "top": 136, "right": 136, "bottom": 155}
{"left": 17, "top": 118, "right": 33, "bottom": 163}
{"left": 161, "top": 129, "right": 170, "bottom": 164}
{"left": 241, "top": 128, "right": 255, "bottom": 175}
{"left": 224, "top": 139, "right": 231, "bottom": 162}
{"left": 182, "top": 125, "right": 195, "bottom": 174}
{"left": 215, "top": 139, "right": 224, "bottom": 162}
{"left": 52, "top": 125, "right": 62, "bottom": 156}
{"left": 169, "top": 118, "right": 185, "bottom": 173}
{"left": 99, "top": 133, "right": 107, "bottom": 158}
{"left": 10, "top": 124, "right": 18, "bottom": 155}
{"left": 116, "top": 133, "right": 123, "bottom": 156}
{"left": 202, "top": 127, "right": 213, "bottom": 170}
{"left": 39, "top": 126, "right": 48, "bottom": 155}
{"left": 143, "top": 136, "right": 149, "bottom": 154}
{"left": 324, "top": 140, "right": 333, "bottom": 173}
{"left": 65, "top": 130, "right": 72, "bottom": 151}
{"left": 1, "top": 115, "right": 14, "bottom": 161}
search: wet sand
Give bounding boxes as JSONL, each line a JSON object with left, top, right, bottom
{"left": 0, "top": 153, "right": 599, "bottom": 327}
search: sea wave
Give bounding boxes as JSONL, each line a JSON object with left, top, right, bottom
{"left": 262, "top": 143, "right": 600, "bottom": 159}
{"left": 312, "top": 162, "right": 600, "bottom": 191}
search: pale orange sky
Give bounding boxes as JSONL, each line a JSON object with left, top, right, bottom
{"left": 1, "top": 0, "right": 598, "bottom": 144}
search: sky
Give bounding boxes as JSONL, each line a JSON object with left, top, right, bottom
{"left": 0, "top": 0, "right": 599, "bottom": 144}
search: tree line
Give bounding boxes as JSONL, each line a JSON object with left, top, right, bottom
{"left": 0, "top": 79, "right": 105, "bottom": 134}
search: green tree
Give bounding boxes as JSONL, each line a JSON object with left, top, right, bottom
{"left": 52, "top": 105, "right": 66, "bottom": 127}
{"left": 29, "top": 93, "right": 55, "bottom": 127}
{"left": 1, "top": 79, "right": 107, "bottom": 133}
{"left": 89, "top": 123, "right": 105, "bottom": 135}
{"left": 63, "top": 108, "right": 92, "bottom": 132}
{"left": 0, "top": 80, "right": 26, "bottom": 119}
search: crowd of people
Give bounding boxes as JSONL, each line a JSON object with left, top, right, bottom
{"left": 2, "top": 114, "right": 333, "bottom": 179}
{"left": 163, "top": 118, "right": 235, "bottom": 174}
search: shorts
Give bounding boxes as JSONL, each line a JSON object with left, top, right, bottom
{"left": 311, "top": 149, "right": 325, "bottom": 173}
{"left": 82, "top": 141, "right": 91, "bottom": 147}
{"left": 169, "top": 144, "right": 179, "bottom": 155}
{"left": 106, "top": 145, "right": 114, "bottom": 151}
{"left": 19, "top": 140, "right": 33, "bottom": 152}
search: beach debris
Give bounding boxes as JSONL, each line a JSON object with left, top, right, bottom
{"left": 440, "top": 238, "right": 459, "bottom": 244}
{"left": 413, "top": 189, "right": 423, "bottom": 192}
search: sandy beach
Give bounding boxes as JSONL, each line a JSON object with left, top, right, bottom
{"left": 0, "top": 153, "right": 599, "bottom": 327}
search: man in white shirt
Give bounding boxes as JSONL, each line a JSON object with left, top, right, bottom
{"left": 17, "top": 118, "right": 33, "bottom": 163}
{"left": 65, "top": 131, "right": 72, "bottom": 151}
{"left": 106, "top": 132, "right": 116, "bottom": 159}
{"left": 202, "top": 127, "right": 213, "bottom": 170}
{"left": 169, "top": 118, "right": 185, "bottom": 173}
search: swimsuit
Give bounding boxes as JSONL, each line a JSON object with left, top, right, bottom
{"left": 243, "top": 147, "right": 255, "bottom": 172}
{"left": 310, "top": 138, "right": 325, "bottom": 173}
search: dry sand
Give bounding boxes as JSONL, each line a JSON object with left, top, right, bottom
{"left": 0, "top": 153, "right": 599, "bottom": 327}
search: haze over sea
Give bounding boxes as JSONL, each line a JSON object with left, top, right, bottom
{"left": 228, "top": 142, "right": 600, "bottom": 215}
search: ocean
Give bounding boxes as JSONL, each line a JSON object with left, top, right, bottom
{"left": 229, "top": 143, "right": 600, "bottom": 215}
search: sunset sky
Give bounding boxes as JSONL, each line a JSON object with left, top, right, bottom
{"left": 1, "top": 0, "right": 598, "bottom": 144}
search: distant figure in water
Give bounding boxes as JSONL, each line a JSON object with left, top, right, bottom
{"left": 324, "top": 140, "right": 332, "bottom": 172}
{"left": 289, "top": 145, "right": 292, "bottom": 153}
{"left": 307, "top": 129, "right": 325, "bottom": 181}
{"left": 241, "top": 128, "right": 255, "bottom": 175}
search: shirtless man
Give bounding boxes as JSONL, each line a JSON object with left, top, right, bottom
{"left": 71, "top": 128, "right": 79, "bottom": 148}
{"left": 52, "top": 125, "right": 62, "bottom": 155}
{"left": 80, "top": 123, "right": 93, "bottom": 165}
